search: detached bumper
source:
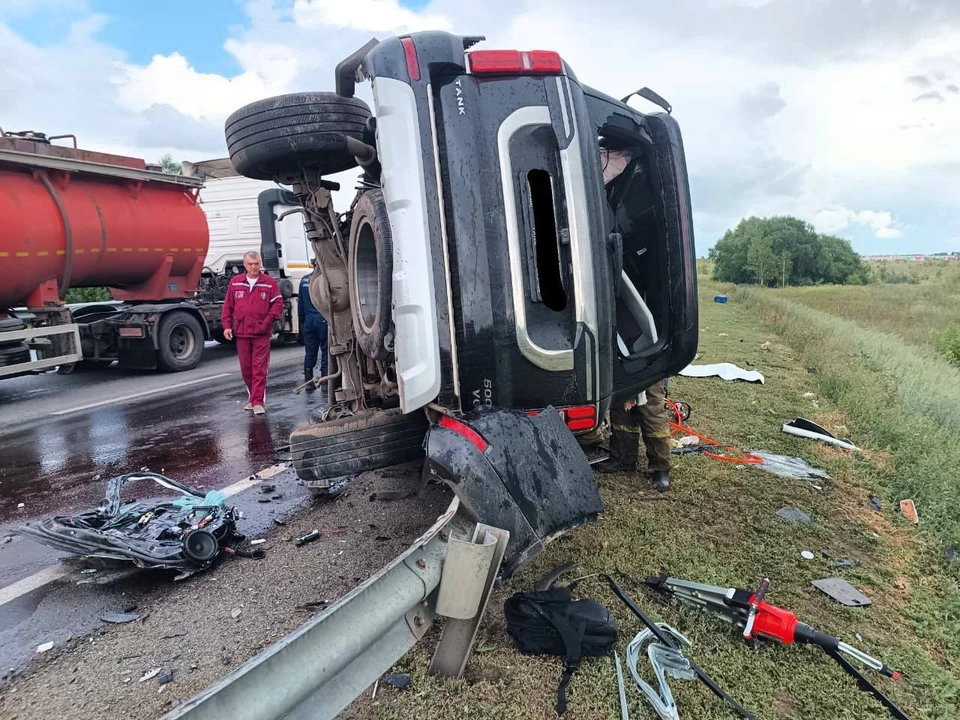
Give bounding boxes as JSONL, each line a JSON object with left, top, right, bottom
{"left": 423, "top": 406, "right": 603, "bottom": 578}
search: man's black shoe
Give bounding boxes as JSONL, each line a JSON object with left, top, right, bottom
{"left": 304, "top": 368, "right": 315, "bottom": 392}
{"left": 594, "top": 458, "right": 637, "bottom": 474}
{"left": 651, "top": 470, "right": 671, "bottom": 492}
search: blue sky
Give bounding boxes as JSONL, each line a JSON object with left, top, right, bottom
{"left": 9, "top": 0, "right": 248, "bottom": 74}
{"left": 2, "top": 0, "right": 958, "bottom": 254}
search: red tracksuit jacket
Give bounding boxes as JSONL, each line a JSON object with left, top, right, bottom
{"left": 221, "top": 273, "right": 284, "bottom": 338}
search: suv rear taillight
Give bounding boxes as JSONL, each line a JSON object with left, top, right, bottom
{"left": 439, "top": 415, "right": 489, "bottom": 452}
{"left": 467, "top": 49, "right": 564, "bottom": 75}
{"left": 527, "top": 405, "right": 598, "bottom": 432}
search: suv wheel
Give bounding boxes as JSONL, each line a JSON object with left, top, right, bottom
{"left": 291, "top": 408, "right": 427, "bottom": 492}
{"left": 348, "top": 189, "right": 394, "bottom": 361}
{"left": 225, "top": 92, "right": 372, "bottom": 180}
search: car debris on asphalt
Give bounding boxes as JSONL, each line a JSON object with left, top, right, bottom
{"left": 101, "top": 612, "right": 140, "bottom": 624}
{"left": 19, "top": 472, "right": 247, "bottom": 573}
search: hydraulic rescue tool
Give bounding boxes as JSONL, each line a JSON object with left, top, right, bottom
{"left": 645, "top": 575, "right": 910, "bottom": 720}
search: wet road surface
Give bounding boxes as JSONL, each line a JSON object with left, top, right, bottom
{"left": 1, "top": 342, "right": 320, "bottom": 526}
{"left": 0, "top": 341, "right": 329, "bottom": 671}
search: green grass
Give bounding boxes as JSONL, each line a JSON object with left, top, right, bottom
{"left": 736, "top": 286, "right": 960, "bottom": 547}
{"left": 774, "top": 280, "right": 960, "bottom": 352}
{"left": 357, "top": 281, "right": 960, "bottom": 720}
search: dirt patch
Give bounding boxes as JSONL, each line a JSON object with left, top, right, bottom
{"left": 0, "top": 466, "right": 451, "bottom": 720}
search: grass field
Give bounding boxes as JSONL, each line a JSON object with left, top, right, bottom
{"left": 354, "top": 278, "right": 960, "bottom": 720}
{"left": 774, "top": 262, "right": 960, "bottom": 352}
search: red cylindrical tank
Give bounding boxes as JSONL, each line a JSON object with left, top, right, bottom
{"left": 0, "top": 144, "right": 209, "bottom": 309}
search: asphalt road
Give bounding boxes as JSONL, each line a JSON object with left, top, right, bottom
{"left": 0, "top": 341, "right": 327, "bottom": 671}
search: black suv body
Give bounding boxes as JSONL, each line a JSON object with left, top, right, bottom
{"left": 225, "top": 31, "right": 698, "bottom": 575}
{"left": 361, "top": 33, "right": 697, "bottom": 423}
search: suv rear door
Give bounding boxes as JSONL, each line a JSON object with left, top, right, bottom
{"left": 583, "top": 88, "right": 698, "bottom": 403}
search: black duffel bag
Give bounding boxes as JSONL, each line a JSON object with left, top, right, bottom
{"left": 504, "top": 586, "right": 618, "bottom": 714}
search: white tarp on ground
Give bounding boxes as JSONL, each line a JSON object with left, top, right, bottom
{"left": 678, "top": 362, "right": 765, "bottom": 384}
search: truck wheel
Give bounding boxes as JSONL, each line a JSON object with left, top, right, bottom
{"left": 225, "top": 92, "right": 371, "bottom": 181}
{"left": 348, "top": 190, "right": 393, "bottom": 361}
{"left": 0, "top": 317, "right": 31, "bottom": 368}
{"left": 157, "top": 311, "right": 205, "bottom": 372}
{"left": 290, "top": 408, "right": 427, "bottom": 492}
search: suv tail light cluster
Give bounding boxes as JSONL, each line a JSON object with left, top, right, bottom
{"left": 467, "top": 49, "right": 564, "bottom": 76}
{"left": 527, "top": 405, "right": 598, "bottom": 432}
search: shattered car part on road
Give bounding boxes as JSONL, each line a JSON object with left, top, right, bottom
{"left": 20, "top": 472, "right": 245, "bottom": 572}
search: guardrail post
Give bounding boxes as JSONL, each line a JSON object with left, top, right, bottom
{"left": 428, "top": 524, "right": 509, "bottom": 678}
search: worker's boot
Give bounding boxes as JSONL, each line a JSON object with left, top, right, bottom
{"left": 594, "top": 457, "right": 637, "bottom": 474}
{"left": 651, "top": 470, "right": 671, "bottom": 492}
{"left": 304, "top": 368, "right": 315, "bottom": 393}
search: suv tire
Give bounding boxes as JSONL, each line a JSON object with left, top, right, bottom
{"left": 291, "top": 408, "right": 427, "bottom": 492}
{"left": 225, "top": 92, "right": 372, "bottom": 180}
{"left": 348, "top": 189, "right": 394, "bottom": 361}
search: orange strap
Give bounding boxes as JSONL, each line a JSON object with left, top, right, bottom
{"left": 665, "top": 399, "right": 763, "bottom": 465}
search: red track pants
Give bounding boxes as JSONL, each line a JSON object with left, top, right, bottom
{"left": 236, "top": 335, "right": 272, "bottom": 406}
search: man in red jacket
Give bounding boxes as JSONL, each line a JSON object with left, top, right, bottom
{"left": 222, "top": 251, "right": 283, "bottom": 415}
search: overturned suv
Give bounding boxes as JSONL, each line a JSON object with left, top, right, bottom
{"left": 225, "top": 32, "right": 697, "bottom": 575}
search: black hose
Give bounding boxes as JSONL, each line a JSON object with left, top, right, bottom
{"left": 38, "top": 172, "right": 73, "bottom": 300}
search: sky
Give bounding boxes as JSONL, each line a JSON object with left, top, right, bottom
{"left": 1, "top": 0, "right": 958, "bottom": 255}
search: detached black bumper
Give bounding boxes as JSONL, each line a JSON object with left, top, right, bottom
{"left": 423, "top": 406, "right": 603, "bottom": 578}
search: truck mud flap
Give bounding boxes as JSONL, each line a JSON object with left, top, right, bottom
{"left": 423, "top": 407, "right": 603, "bottom": 578}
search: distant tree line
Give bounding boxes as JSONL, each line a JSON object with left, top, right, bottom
{"left": 709, "top": 216, "right": 868, "bottom": 286}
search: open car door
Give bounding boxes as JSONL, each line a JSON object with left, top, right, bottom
{"left": 584, "top": 88, "right": 698, "bottom": 403}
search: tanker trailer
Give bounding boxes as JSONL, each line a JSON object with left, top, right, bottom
{"left": 0, "top": 129, "right": 212, "bottom": 378}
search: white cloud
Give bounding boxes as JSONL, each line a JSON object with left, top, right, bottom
{"left": 2, "top": 0, "right": 958, "bottom": 253}
{"left": 292, "top": 0, "right": 451, "bottom": 33}
{"left": 116, "top": 53, "right": 274, "bottom": 122}
{"left": 813, "top": 207, "right": 902, "bottom": 239}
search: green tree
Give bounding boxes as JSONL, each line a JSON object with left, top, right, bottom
{"left": 159, "top": 154, "right": 182, "bottom": 175}
{"left": 65, "top": 287, "right": 112, "bottom": 303}
{"left": 711, "top": 215, "right": 866, "bottom": 286}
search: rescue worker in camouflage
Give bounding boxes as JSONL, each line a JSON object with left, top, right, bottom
{"left": 596, "top": 382, "right": 673, "bottom": 491}
{"left": 591, "top": 143, "right": 672, "bottom": 491}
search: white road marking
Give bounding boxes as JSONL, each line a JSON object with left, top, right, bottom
{"left": 0, "top": 461, "right": 290, "bottom": 607}
{"left": 0, "top": 565, "right": 72, "bottom": 607}
{"left": 219, "top": 462, "right": 288, "bottom": 498}
{"left": 51, "top": 373, "right": 233, "bottom": 416}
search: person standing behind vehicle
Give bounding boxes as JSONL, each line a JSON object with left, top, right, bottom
{"left": 222, "top": 250, "right": 283, "bottom": 415}
{"left": 298, "top": 263, "right": 328, "bottom": 393}
{"left": 592, "top": 143, "right": 672, "bottom": 491}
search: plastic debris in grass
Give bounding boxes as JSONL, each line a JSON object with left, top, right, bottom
{"left": 748, "top": 451, "right": 831, "bottom": 482}
{"left": 899, "top": 499, "right": 919, "bottom": 524}
{"left": 782, "top": 418, "right": 858, "bottom": 451}
{"left": 777, "top": 507, "right": 812, "bottom": 525}
{"left": 19, "top": 472, "right": 244, "bottom": 573}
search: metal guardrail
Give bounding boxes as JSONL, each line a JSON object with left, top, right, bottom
{"left": 0, "top": 323, "right": 81, "bottom": 378}
{"left": 164, "top": 496, "right": 507, "bottom": 720}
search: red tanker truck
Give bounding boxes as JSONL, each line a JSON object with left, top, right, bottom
{"left": 0, "top": 130, "right": 300, "bottom": 379}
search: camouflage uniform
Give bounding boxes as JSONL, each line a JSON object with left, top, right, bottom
{"left": 609, "top": 381, "right": 672, "bottom": 473}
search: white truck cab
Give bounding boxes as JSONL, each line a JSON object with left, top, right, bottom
{"left": 183, "top": 159, "right": 313, "bottom": 284}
